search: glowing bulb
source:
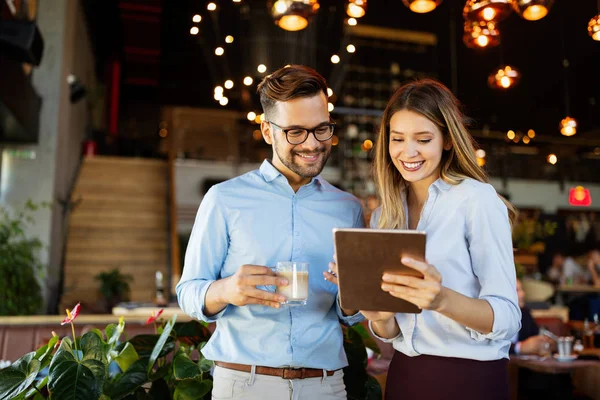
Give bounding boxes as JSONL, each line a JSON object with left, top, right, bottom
{"left": 260, "top": 113, "right": 265, "bottom": 122}
{"left": 225, "top": 35, "right": 234, "bottom": 43}
{"left": 522, "top": 136, "right": 531, "bottom": 144}
{"left": 224, "top": 80, "right": 234, "bottom": 89}
{"left": 363, "top": 139, "right": 373, "bottom": 149}
{"left": 207, "top": 2, "right": 217, "bottom": 11}
{"left": 214, "top": 86, "right": 223, "bottom": 93}
{"left": 328, "top": 102, "right": 334, "bottom": 112}
{"left": 507, "top": 130, "right": 515, "bottom": 140}
{"left": 347, "top": 18, "right": 358, "bottom": 26}
{"left": 257, "top": 64, "right": 267, "bottom": 73}
{"left": 247, "top": 111, "right": 257, "bottom": 121}
{"left": 527, "top": 129, "right": 536, "bottom": 138}
{"left": 331, "top": 55, "right": 340, "bottom": 64}
{"left": 243, "top": 76, "right": 253, "bottom": 86}
{"left": 192, "top": 14, "right": 202, "bottom": 23}
{"left": 347, "top": 3, "right": 366, "bottom": 18}
{"left": 327, "top": 88, "right": 333, "bottom": 97}
{"left": 408, "top": 0, "right": 438, "bottom": 14}
{"left": 190, "top": 27, "right": 199, "bottom": 35}
{"left": 547, "top": 154, "right": 558, "bottom": 165}
{"left": 475, "top": 149, "right": 486, "bottom": 159}
{"left": 522, "top": 5, "right": 548, "bottom": 21}
{"left": 219, "top": 97, "right": 228, "bottom": 106}
{"left": 215, "top": 47, "right": 224, "bottom": 56}
{"left": 214, "top": 92, "right": 223, "bottom": 101}
{"left": 482, "top": 7, "right": 496, "bottom": 21}
{"left": 476, "top": 35, "right": 489, "bottom": 47}
{"left": 500, "top": 76, "right": 511, "bottom": 88}
{"left": 346, "top": 44, "right": 356, "bottom": 53}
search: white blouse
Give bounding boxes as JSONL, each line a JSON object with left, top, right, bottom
{"left": 369, "top": 178, "right": 521, "bottom": 361}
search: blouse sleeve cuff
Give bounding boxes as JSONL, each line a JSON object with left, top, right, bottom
{"left": 368, "top": 319, "right": 403, "bottom": 344}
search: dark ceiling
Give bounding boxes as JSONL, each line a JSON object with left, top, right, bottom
{"left": 84, "top": 0, "right": 600, "bottom": 141}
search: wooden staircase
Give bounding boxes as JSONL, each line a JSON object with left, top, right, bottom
{"left": 60, "top": 156, "right": 169, "bottom": 311}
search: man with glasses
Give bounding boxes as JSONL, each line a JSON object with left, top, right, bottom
{"left": 177, "top": 65, "right": 364, "bottom": 399}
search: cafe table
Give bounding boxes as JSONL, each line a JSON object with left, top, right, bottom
{"left": 509, "top": 354, "right": 600, "bottom": 400}
{"left": 555, "top": 284, "right": 600, "bottom": 306}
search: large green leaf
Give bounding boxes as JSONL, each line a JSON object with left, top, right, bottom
{"left": 34, "top": 336, "right": 59, "bottom": 368}
{"left": 365, "top": 375, "right": 383, "bottom": 400}
{"left": 349, "top": 324, "right": 381, "bottom": 355}
{"left": 124, "top": 335, "right": 175, "bottom": 359}
{"left": 173, "top": 353, "right": 200, "bottom": 380}
{"left": 343, "top": 327, "right": 369, "bottom": 400}
{"left": 105, "top": 358, "right": 149, "bottom": 400}
{"left": 18, "top": 376, "right": 48, "bottom": 400}
{"left": 114, "top": 342, "right": 139, "bottom": 373}
{"left": 0, "top": 352, "right": 41, "bottom": 400}
{"left": 173, "top": 321, "right": 212, "bottom": 347}
{"left": 148, "top": 378, "right": 171, "bottom": 400}
{"left": 173, "top": 380, "right": 212, "bottom": 400}
{"left": 48, "top": 338, "right": 107, "bottom": 400}
{"left": 148, "top": 315, "right": 177, "bottom": 375}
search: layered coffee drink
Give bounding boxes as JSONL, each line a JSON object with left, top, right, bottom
{"left": 276, "top": 262, "right": 309, "bottom": 306}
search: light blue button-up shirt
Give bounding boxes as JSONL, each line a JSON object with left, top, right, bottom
{"left": 370, "top": 178, "right": 521, "bottom": 361}
{"left": 176, "top": 160, "right": 365, "bottom": 370}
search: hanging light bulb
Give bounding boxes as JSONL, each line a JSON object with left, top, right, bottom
{"left": 347, "top": 0, "right": 367, "bottom": 18}
{"left": 589, "top": 14, "right": 600, "bottom": 41}
{"left": 547, "top": 154, "right": 558, "bottom": 165}
{"left": 488, "top": 65, "right": 521, "bottom": 89}
{"left": 402, "top": 0, "right": 442, "bottom": 14}
{"left": 512, "top": 0, "right": 553, "bottom": 21}
{"left": 560, "top": 117, "right": 577, "bottom": 136}
{"left": 463, "top": 20, "right": 500, "bottom": 48}
{"left": 269, "top": 0, "right": 320, "bottom": 32}
{"left": 463, "top": 0, "right": 513, "bottom": 22}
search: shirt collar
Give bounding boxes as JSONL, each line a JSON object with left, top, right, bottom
{"left": 258, "top": 159, "right": 323, "bottom": 186}
{"left": 432, "top": 177, "right": 452, "bottom": 192}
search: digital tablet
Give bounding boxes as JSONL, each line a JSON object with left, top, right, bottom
{"left": 333, "top": 228, "right": 426, "bottom": 313}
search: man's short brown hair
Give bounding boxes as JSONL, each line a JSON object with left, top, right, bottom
{"left": 257, "top": 65, "right": 328, "bottom": 119}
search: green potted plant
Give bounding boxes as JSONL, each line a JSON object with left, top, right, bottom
{"left": 0, "top": 305, "right": 382, "bottom": 400}
{"left": 95, "top": 269, "right": 133, "bottom": 313}
{"left": 0, "top": 200, "right": 45, "bottom": 316}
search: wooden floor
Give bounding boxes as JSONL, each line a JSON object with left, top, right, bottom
{"left": 60, "top": 156, "right": 169, "bottom": 311}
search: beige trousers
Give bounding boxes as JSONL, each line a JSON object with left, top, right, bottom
{"left": 211, "top": 365, "right": 347, "bottom": 400}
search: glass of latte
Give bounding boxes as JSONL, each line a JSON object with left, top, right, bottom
{"left": 275, "top": 262, "right": 309, "bottom": 306}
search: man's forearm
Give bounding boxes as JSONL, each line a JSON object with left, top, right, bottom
{"left": 203, "top": 278, "right": 230, "bottom": 317}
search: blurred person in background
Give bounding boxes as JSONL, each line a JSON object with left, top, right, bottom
{"left": 547, "top": 250, "right": 589, "bottom": 285}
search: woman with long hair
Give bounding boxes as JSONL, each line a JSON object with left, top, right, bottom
{"left": 330, "top": 79, "right": 521, "bottom": 399}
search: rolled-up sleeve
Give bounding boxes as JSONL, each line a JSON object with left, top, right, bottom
{"left": 466, "top": 185, "right": 521, "bottom": 341}
{"left": 176, "top": 186, "right": 229, "bottom": 322}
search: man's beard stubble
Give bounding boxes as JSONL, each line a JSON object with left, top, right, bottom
{"left": 273, "top": 136, "right": 331, "bottom": 179}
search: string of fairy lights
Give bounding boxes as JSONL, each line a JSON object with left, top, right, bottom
{"left": 187, "top": 0, "right": 599, "bottom": 165}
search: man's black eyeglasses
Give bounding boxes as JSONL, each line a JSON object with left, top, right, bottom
{"left": 268, "top": 121, "right": 336, "bottom": 145}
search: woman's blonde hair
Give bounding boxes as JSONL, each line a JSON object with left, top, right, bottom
{"left": 373, "top": 79, "right": 517, "bottom": 229}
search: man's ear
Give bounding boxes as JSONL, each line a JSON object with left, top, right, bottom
{"left": 261, "top": 121, "right": 273, "bottom": 145}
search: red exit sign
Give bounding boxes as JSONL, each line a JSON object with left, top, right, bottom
{"left": 569, "top": 186, "right": 592, "bottom": 207}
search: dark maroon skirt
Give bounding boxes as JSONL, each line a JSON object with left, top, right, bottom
{"left": 385, "top": 351, "right": 509, "bottom": 400}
